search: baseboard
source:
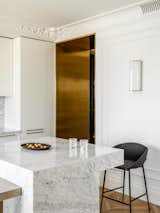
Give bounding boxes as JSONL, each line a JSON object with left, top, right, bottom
{"left": 99, "top": 168, "right": 160, "bottom": 206}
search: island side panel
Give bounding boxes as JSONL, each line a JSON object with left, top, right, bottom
{"left": 33, "top": 148, "right": 124, "bottom": 213}
{"left": 33, "top": 162, "right": 99, "bottom": 213}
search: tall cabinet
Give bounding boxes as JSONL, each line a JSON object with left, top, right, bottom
{"left": 0, "top": 37, "right": 13, "bottom": 96}
{"left": 5, "top": 37, "right": 54, "bottom": 138}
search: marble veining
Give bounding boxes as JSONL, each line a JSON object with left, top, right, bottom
{"left": 0, "top": 137, "right": 124, "bottom": 213}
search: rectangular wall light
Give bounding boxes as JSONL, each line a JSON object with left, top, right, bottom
{"left": 129, "top": 60, "right": 143, "bottom": 92}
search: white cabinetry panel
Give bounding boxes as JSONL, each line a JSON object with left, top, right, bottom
{"left": 21, "top": 38, "right": 53, "bottom": 138}
{"left": 5, "top": 37, "right": 54, "bottom": 139}
{"left": 0, "top": 38, "right": 13, "bottom": 96}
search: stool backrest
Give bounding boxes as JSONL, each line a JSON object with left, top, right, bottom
{"left": 114, "top": 143, "right": 148, "bottom": 163}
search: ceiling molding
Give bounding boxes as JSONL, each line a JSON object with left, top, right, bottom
{"left": 140, "top": 0, "right": 160, "bottom": 14}
{"left": 16, "top": 25, "right": 57, "bottom": 41}
{"left": 56, "top": 0, "right": 150, "bottom": 30}
{"left": 0, "top": 0, "right": 157, "bottom": 42}
{"left": 54, "top": 7, "right": 142, "bottom": 42}
{"left": 54, "top": 2, "right": 160, "bottom": 42}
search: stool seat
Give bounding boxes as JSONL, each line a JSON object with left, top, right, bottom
{"left": 117, "top": 160, "right": 135, "bottom": 170}
{"left": 0, "top": 178, "right": 22, "bottom": 213}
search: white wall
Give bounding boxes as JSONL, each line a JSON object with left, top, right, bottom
{"left": 56, "top": 7, "right": 160, "bottom": 205}
{"left": 101, "top": 28, "right": 160, "bottom": 205}
{"left": 102, "top": 33, "right": 160, "bottom": 164}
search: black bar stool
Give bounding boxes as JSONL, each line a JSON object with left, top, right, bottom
{"left": 100, "top": 142, "right": 150, "bottom": 213}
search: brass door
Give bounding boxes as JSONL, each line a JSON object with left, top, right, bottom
{"left": 56, "top": 37, "right": 91, "bottom": 140}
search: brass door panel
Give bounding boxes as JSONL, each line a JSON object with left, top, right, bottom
{"left": 56, "top": 37, "right": 90, "bottom": 140}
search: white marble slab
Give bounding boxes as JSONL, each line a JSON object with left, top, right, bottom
{"left": 0, "top": 137, "right": 124, "bottom": 213}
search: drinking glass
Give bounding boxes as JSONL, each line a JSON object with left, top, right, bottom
{"left": 80, "top": 139, "right": 88, "bottom": 159}
{"left": 80, "top": 139, "right": 88, "bottom": 149}
{"left": 69, "top": 138, "right": 78, "bottom": 149}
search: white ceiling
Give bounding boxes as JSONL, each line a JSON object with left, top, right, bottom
{"left": 0, "top": 0, "right": 145, "bottom": 28}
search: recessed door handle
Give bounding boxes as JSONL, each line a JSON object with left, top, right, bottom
{"left": 26, "top": 129, "right": 44, "bottom": 134}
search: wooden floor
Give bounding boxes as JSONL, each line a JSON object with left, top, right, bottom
{"left": 100, "top": 189, "right": 160, "bottom": 213}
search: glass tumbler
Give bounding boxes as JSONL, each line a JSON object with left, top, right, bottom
{"left": 80, "top": 139, "right": 88, "bottom": 149}
{"left": 69, "top": 138, "right": 78, "bottom": 149}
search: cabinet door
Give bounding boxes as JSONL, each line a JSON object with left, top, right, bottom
{"left": 21, "top": 38, "right": 53, "bottom": 137}
{"left": 0, "top": 38, "right": 13, "bottom": 96}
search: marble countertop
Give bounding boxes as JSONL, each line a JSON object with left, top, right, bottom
{"left": 0, "top": 129, "right": 21, "bottom": 137}
{"left": 0, "top": 137, "right": 123, "bottom": 172}
{"left": 0, "top": 137, "right": 124, "bottom": 213}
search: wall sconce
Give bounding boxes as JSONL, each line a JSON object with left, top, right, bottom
{"left": 129, "top": 60, "right": 143, "bottom": 92}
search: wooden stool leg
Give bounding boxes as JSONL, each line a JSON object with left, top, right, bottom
{"left": 0, "top": 201, "right": 3, "bottom": 213}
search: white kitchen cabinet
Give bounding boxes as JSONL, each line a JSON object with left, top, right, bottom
{"left": 5, "top": 37, "right": 54, "bottom": 139}
{"left": 21, "top": 38, "right": 53, "bottom": 138}
{"left": 21, "top": 38, "right": 54, "bottom": 138}
{"left": 0, "top": 37, "right": 13, "bottom": 96}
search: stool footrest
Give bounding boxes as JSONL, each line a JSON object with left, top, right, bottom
{"left": 103, "top": 195, "right": 129, "bottom": 206}
{"left": 131, "top": 193, "right": 146, "bottom": 202}
{"left": 103, "top": 192, "right": 147, "bottom": 206}
{"left": 104, "top": 186, "right": 123, "bottom": 193}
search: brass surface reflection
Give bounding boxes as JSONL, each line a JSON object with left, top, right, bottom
{"left": 56, "top": 37, "right": 90, "bottom": 140}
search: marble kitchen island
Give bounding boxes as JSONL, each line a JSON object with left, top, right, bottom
{"left": 0, "top": 137, "right": 124, "bottom": 213}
